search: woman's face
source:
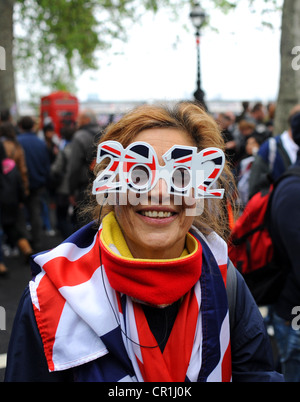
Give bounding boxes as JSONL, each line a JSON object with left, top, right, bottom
{"left": 114, "top": 128, "right": 196, "bottom": 259}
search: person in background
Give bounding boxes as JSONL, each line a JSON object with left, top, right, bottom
{"left": 0, "top": 122, "right": 29, "bottom": 196}
{"left": 235, "top": 120, "right": 256, "bottom": 161}
{"left": 0, "top": 145, "right": 31, "bottom": 263}
{"left": 269, "top": 111, "right": 300, "bottom": 382}
{"left": 41, "top": 121, "right": 60, "bottom": 237}
{"left": 236, "top": 133, "right": 265, "bottom": 208}
{"left": 0, "top": 122, "right": 33, "bottom": 260}
{"left": 236, "top": 101, "right": 251, "bottom": 123}
{"left": 0, "top": 109, "right": 15, "bottom": 127}
{"left": 49, "top": 125, "right": 76, "bottom": 239}
{"left": 43, "top": 121, "right": 60, "bottom": 165}
{"left": 248, "top": 102, "right": 268, "bottom": 136}
{"left": 265, "top": 102, "right": 276, "bottom": 136}
{"left": 0, "top": 141, "right": 8, "bottom": 276}
{"left": 17, "top": 116, "right": 50, "bottom": 252}
{"left": 5, "top": 102, "right": 282, "bottom": 382}
{"left": 67, "top": 109, "right": 100, "bottom": 229}
{"left": 248, "top": 104, "right": 300, "bottom": 199}
{"left": 216, "top": 112, "right": 239, "bottom": 169}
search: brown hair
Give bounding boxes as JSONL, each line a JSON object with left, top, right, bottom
{"left": 83, "top": 102, "right": 238, "bottom": 241}
{"left": 0, "top": 122, "right": 17, "bottom": 141}
{"left": 288, "top": 104, "right": 300, "bottom": 126}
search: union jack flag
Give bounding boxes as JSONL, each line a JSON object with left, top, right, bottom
{"left": 29, "top": 223, "right": 231, "bottom": 382}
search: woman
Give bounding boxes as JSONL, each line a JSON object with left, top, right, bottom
{"left": 5, "top": 103, "right": 282, "bottom": 382}
{"left": 0, "top": 141, "right": 8, "bottom": 276}
{"left": 0, "top": 122, "right": 33, "bottom": 260}
{"left": 0, "top": 122, "right": 29, "bottom": 196}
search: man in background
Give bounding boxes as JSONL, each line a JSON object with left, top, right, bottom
{"left": 18, "top": 116, "right": 50, "bottom": 251}
{"left": 269, "top": 111, "right": 300, "bottom": 382}
{"left": 68, "top": 109, "right": 100, "bottom": 229}
{"left": 249, "top": 105, "right": 300, "bottom": 200}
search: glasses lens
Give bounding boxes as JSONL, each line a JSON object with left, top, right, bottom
{"left": 172, "top": 167, "right": 191, "bottom": 189}
{"left": 130, "top": 165, "right": 150, "bottom": 188}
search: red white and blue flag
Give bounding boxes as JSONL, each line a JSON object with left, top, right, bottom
{"left": 29, "top": 222, "right": 231, "bottom": 382}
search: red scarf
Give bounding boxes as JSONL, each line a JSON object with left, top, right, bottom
{"left": 100, "top": 232, "right": 202, "bottom": 307}
{"left": 133, "top": 289, "right": 199, "bottom": 382}
{"left": 98, "top": 212, "right": 208, "bottom": 382}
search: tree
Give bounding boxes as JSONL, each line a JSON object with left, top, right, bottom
{"left": 238, "top": 0, "right": 300, "bottom": 135}
{"left": 0, "top": 0, "right": 16, "bottom": 112}
{"left": 0, "top": 0, "right": 179, "bottom": 112}
{"left": 274, "top": 0, "right": 300, "bottom": 134}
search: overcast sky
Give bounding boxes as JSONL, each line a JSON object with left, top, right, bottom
{"left": 17, "top": 1, "right": 283, "bottom": 103}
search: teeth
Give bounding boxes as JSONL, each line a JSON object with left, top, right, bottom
{"left": 140, "top": 211, "right": 173, "bottom": 218}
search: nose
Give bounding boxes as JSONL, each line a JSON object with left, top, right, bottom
{"left": 148, "top": 178, "right": 170, "bottom": 205}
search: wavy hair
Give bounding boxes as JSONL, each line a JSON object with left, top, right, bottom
{"left": 83, "top": 102, "right": 238, "bottom": 241}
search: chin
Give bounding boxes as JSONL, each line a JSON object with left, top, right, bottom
{"left": 141, "top": 235, "right": 178, "bottom": 256}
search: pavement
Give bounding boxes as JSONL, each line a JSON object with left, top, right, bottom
{"left": 0, "top": 230, "right": 63, "bottom": 382}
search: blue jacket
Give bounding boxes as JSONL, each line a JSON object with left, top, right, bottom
{"left": 17, "top": 132, "right": 50, "bottom": 190}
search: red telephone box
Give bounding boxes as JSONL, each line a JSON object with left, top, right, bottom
{"left": 40, "top": 91, "right": 79, "bottom": 135}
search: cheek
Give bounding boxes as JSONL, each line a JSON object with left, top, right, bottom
{"left": 180, "top": 190, "right": 197, "bottom": 213}
{"left": 182, "top": 214, "right": 195, "bottom": 231}
{"left": 182, "top": 195, "right": 203, "bottom": 222}
{"left": 183, "top": 193, "right": 196, "bottom": 208}
{"left": 114, "top": 201, "right": 138, "bottom": 234}
{"left": 114, "top": 204, "right": 129, "bottom": 231}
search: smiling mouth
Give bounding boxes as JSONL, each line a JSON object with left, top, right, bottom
{"left": 138, "top": 210, "right": 176, "bottom": 219}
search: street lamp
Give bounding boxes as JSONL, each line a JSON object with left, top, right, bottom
{"left": 189, "top": 3, "right": 207, "bottom": 109}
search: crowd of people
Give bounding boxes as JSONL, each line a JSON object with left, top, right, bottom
{"left": 0, "top": 108, "right": 102, "bottom": 276}
{"left": 1, "top": 99, "right": 300, "bottom": 382}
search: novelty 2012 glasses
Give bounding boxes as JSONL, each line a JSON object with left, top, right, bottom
{"left": 92, "top": 141, "right": 225, "bottom": 199}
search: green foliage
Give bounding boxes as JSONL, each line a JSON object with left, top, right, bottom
{"left": 16, "top": 0, "right": 104, "bottom": 90}
{"left": 14, "top": 0, "right": 193, "bottom": 91}
{"left": 211, "top": 0, "right": 236, "bottom": 13}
